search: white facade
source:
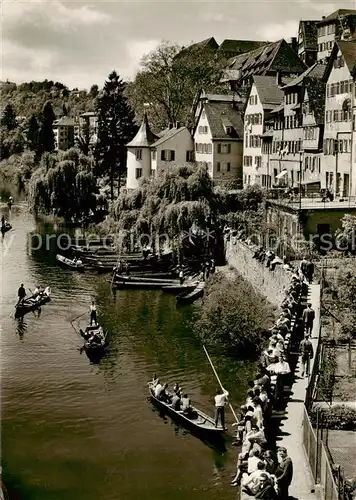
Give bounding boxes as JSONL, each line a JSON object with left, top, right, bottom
{"left": 317, "top": 22, "right": 337, "bottom": 61}
{"left": 323, "top": 50, "right": 353, "bottom": 196}
{"left": 194, "top": 105, "right": 243, "bottom": 183}
{"left": 151, "top": 128, "right": 194, "bottom": 177}
{"left": 126, "top": 147, "right": 151, "bottom": 190}
{"left": 243, "top": 84, "right": 263, "bottom": 186}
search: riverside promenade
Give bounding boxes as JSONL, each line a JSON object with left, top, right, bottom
{"left": 276, "top": 283, "right": 321, "bottom": 500}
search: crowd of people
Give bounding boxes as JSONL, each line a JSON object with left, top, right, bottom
{"left": 228, "top": 269, "right": 313, "bottom": 499}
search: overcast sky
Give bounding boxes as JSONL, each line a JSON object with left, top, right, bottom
{"left": 1, "top": 0, "right": 355, "bottom": 89}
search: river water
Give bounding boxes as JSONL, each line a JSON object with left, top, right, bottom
{"left": 1, "top": 189, "right": 255, "bottom": 500}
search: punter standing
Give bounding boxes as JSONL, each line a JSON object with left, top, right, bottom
{"left": 90, "top": 301, "right": 97, "bottom": 325}
{"left": 17, "top": 284, "right": 26, "bottom": 304}
{"left": 214, "top": 387, "right": 229, "bottom": 429}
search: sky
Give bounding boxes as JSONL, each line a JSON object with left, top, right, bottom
{"left": 1, "top": 0, "right": 355, "bottom": 89}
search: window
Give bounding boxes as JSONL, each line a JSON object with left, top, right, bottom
{"left": 152, "top": 150, "right": 156, "bottom": 160}
{"left": 217, "top": 162, "right": 221, "bottom": 172}
{"left": 202, "top": 110, "right": 206, "bottom": 118}
{"left": 186, "top": 151, "right": 194, "bottom": 162}
{"left": 135, "top": 168, "right": 142, "bottom": 179}
{"left": 217, "top": 144, "right": 221, "bottom": 154}
{"left": 226, "top": 162, "right": 231, "bottom": 172}
{"left": 135, "top": 149, "right": 142, "bottom": 160}
{"left": 161, "top": 149, "right": 175, "bottom": 161}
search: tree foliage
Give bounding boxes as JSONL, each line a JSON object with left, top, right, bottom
{"left": 36, "top": 101, "right": 56, "bottom": 160}
{"left": 95, "top": 71, "right": 137, "bottom": 199}
{"left": 194, "top": 271, "right": 274, "bottom": 358}
{"left": 125, "top": 41, "right": 226, "bottom": 130}
{"left": 26, "top": 115, "right": 39, "bottom": 151}
{"left": 1, "top": 103, "right": 17, "bottom": 130}
{"left": 28, "top": 148, "right": 98, "bottom": 220}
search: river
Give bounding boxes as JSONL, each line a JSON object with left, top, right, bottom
{"left": 1, "top": 188, "right": 255, "bottom": 500}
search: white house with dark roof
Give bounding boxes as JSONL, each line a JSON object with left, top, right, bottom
{"left": 317, "top": 9, "right": 356, "bottom": 62}
{"left": 243, "top": 75, "right": 285, "bottom": 187}
{"left": 322, "top": 40, "right": 356, "bottom": 197}
{"left": 53, "top": 116, "right": 76, "bottom": 151}
{"left": 194, "top": 96, "right": 244, "bottom": 185}
{"left": 126, "top": 115, "right": 194, "bottom": 189}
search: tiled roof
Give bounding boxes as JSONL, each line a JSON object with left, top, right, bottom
{"left": 150, "top": 126, "right": 189, "bottom": 147}
{"left": 218, "top": 39, "right": 269, "bottom": 56}
{"left": 318, "top": 9, "right": 356, "bottom": 25}
{"left": 126, "top": 114, "right": 158, "bottom": 147}
{"left": 225, "top": 39, "right": 306, "bottom": 80}
{"left": 253, "top": 76, "right": 284, "bottom": 108}
{"left": 181, "top": 37, "right": 219, "bottom": 53}
{"left": 271, "top": 103, "right": 284, "bottom": 113}
{"left": 337, "top": 40, "right": 356, "bottom": 75}
{"left": 282, "top": 63, "right": 326, "bottom": 88}
{"left": 203, "top": 101, "right": 244, "bottom": 139}
{"left": 53, "top": 117, "right": 75, "bottom": 126}
{"left": 299, "top": 20, "right": 318, "bottom": 50}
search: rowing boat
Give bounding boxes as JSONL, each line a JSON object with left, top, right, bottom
{"left": 80, "top": 324, "right": 107, "bottom": 351}
{"left": 15, "top": 287, "right": 51, "bottom": 318}
{"left": 56, "top": 254, "right": 84, "bottom": 272}
{"left": 176, "top": 281, "right": 205, "bottom": 305}
{"left": 148, "top": 384, "right": 224, "bottom": 434}
{"left": 161, "top": 283, "right": 197, "bottom": 294}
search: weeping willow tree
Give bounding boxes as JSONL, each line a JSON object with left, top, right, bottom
{"left": 28, "top": 147, "right": 98, "bottom": 220}
{"left": 110, "top": 165, "right": 218, "bottom": 257}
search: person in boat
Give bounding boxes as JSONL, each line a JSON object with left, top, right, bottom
{"left": 173, "top": 382, "right": 182, "bottom": 398}
{"left": 148, "top": 374, "right": 159, "bottom": 387}
{"left": 90, "top": 301, "right": 97, "bottom": 325}
{"left": 17, "top": 284, "right": 26, "bottom": 304}
{"left": 125, "top": 262, "right": 130, "bottom": 276}
{"left": 33, "top": 286, "right": 40, "bottom": 297}
{"left": 76, "top": 258, "right": 82, "bottom": 266}
{"left": 214, "top": 387, "right": 229, "bottom": 429}
{"left": 73, "top": 257, "right": 77, "bottom": 264}
{"left": 179, "top": 268, "right": 184, "bottom": 285}
{"left": 171, "top": 392, "right": 181, "bottom": 411}
{"left": 158, "top": 383, "right": 170, "bottom": 403}
{"left": 154, "top": 380, "right": 163, "bottom": 398}
{"left": 1, "top": 215, "right": 5, "bottom": 226}
{"left": 181, "top": 393, "right": 191, "bottom": 413}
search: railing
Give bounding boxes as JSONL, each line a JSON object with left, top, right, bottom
{"left": 267, "top": 191, "right": 356, "bottom": 210}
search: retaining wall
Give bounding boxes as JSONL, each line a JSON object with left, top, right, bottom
{"left": 225, "top": 237, "right": 292, "bottom": 307}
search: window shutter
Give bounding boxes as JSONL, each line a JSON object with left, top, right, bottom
{"left": 217, "top": 144, "right": 221, "bottom": 154}
{"left": 171, "top": 150, "right": 175, "bottom": 161}
{"left": 161, "top": 150, "right": 165, "bottom": 161}
{"left": 227, "top": 144, "right": 231, "bottom": 154}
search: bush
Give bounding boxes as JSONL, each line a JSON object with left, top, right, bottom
{"left": 193, "top": 270, "right": 275, "bottom": 359}
{"left": 310, "top": 405, "right": 356, "bottom": 431}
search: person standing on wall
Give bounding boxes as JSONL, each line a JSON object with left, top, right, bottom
{"left": 299, "top": 333, "right": 314, "bottom": 378}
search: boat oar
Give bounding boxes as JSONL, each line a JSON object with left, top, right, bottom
{"left": 203, "top": 344, "right": 239, "bottom": 424}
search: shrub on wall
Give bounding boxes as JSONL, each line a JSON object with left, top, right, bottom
{"left": 310, "top": 405, "right": 356, "bottom": 431}
{"left": 193, "top": 270, "right": 275, "bottom": 358}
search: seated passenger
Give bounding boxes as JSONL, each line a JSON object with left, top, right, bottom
{"left": 181, "top": 393, "right": 191, "bottom": 413}
{"left": 173, "top": 382, "right": 182, "bottom": 398}
{"left": 171, "top": 393, "right": 181, "bottom": 411}
{"left": 154, "top": 380, "right": 163, "bottom": 398}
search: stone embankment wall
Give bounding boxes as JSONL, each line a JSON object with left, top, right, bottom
{"left": 225, "top": 238, "right": 292, "bottom": 307}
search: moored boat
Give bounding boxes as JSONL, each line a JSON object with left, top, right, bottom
{"left": 176, "top": 282, "right": 205, "bottom": 305}
{"left": 15, "top": 286, "right": 51, "bottom": 318}
{"left": 162, "top": 283, "right": 197, "bottom": 294}
{"left": 56, "top": 254, "right": 84, "bottom": 272}
{"left": 148, "top": 384, "right": 224, "bottom": 435}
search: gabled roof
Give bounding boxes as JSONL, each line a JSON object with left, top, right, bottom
{"left": 217, "top": 39, "right": 269, "bottom": 56}
{"left": 298, "top": 20, "right": 318, "bottom": 50}
{"left": 126, "top": 114, "right": 158, "bottom": 148}
{"left": 150, "top": 126, "right": 189, "bottom": 147}
{"left": 252, "top": 76, "right": 285, "bottom": 108}
{"left": 181, "top": 37, "right": 219, "bottom": 53}
{"left": 324, "top": 40, "right": 356, "bottom": 81}
{"left": 202, "top": 101, "right": 244, "bottom": 139}
{"left": 318, "top": 9, "right": 356, "bottom": 25}
{"left": 282, "top": 63, "right": 326, "bottom": 88}
{"left": 225, "top": 39, "right": 306, "bottom": 81}
{"left": 53, "top": 117, "right": 75, "bottom": 126}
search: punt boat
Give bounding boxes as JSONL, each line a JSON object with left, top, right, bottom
{"left": 79, "top": 324, "right": 107, "bottom": 351}
{"left": 176, "top": 282, "right": 205, "bottom": 305}
{"left": 15, "top": 287, "right": 51, "bottom": 318}
{"left": 56, "top": 254, "right": 84, "bottom": 272}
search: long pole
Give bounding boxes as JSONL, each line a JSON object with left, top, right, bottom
{"left": 203, "top": 345, "right": 239, "bottom": 423}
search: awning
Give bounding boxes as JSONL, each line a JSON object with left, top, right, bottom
{"left": 275, "top": 169, "right": 288, "bottom": 179}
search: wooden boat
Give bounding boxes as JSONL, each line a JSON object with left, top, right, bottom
{"left": 80, "top": 324, "right": 107, "bottom": 351}
{"left": 148, "top": 384, "right": 224, "bottom": 434}
{"left": 15, "top": 287, "right": 51, "bottom": 318}
{"left": 114, "top": 280, "right": 176, "bottom": 290}
{"left": 0, "top": 222, "right": 12, "bottom": 234}
{"left": 56, "top": 254, "right": 84, "bottom": 272}
{"left": 176, "top": 282, "right": 205, "bottom": 305}
{"left": 162, "top": 283, "right": 197, "bottom": 294}
{"left": 112, "top": 274, "right": 179, "bottom": 285}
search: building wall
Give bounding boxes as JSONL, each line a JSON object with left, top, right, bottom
{"left": 213, "top": 140, "right": 243, "bottom": 183}
{"left": 352, "top": 104, "right": 356, "bottom": 196}
{"left": 126, "top": 147, "right": 151, "bottom": 189}
{"left": 54, "top": 125, "right": 75, "bottom": 151}
{"left": 302, "top": 88, "right": 323, "bottom": 188}
{"left": 317, "top": 23, "right": 337, "bottom": 61}
{"left": 323, "top": 54, "right": 353, "bottom": 196}
{"left": 194, "top": 109, "right": 214, "bottom": 177}
{"left": 225, "top": 237, "right": 292, "bottom": 307}
{"left": 153, "top": 129, "right": 194, "bottom": 176}
{"left": 243, "top": 83, "right": 264, "bottom": 186}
